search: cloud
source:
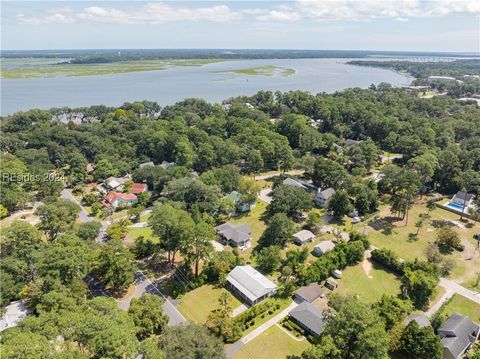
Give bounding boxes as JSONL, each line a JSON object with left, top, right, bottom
{"left": 76, "top": 2, "right": 244, "bottom": 24}
{"left": 14, "top": 0, "right": 480, "bottom": 26}
{"left": 16, "top": 13, "right": 74, "bottom": 25}
{"left": 256, "top": 0, "right": 480, "bottom": 22}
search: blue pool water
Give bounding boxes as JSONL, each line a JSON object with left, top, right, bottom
{"left": 445, "top": 202, "right": 466, "bottom": 212}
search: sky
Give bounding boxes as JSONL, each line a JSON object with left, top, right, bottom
{"left": 1, "top": 1, "right": 479, "bottom": 52}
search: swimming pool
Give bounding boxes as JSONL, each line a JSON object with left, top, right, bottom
{"left": 445, "top": 202, "right": 467, "bottom": 213}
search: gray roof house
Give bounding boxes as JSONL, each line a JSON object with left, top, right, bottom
{"left": 293, "top": 283, "right": 324, "bottom": 303}
{"left": 404, "top": 313, "right": 431, "bottom": 328}
{"left": 215, "top": 222, "right": 252, "bottom": 249}
{"left": 289, "top": 301, "right": 326, "bottom": 337}
{"left": 138, "top": 161, "right": 155, "bottom": 169}
{"left": 452, "top": 192, "right": 475, "bottom": 206}
{"left": 292, "top": 230, "right": 316, "bottom": 245}
{"left": 0, "top": 300, "right": 29, "bottom": 332}
{"left": 437, "top": 313, "right": 480, "bottom": 359}
{"left": 313, "top": 240, "right": 336, "bottom": 256}
{"left": 159, "top": 161, "right": 175, "bottom": 170}
{"left": 316, "top": 188, "right": 335, "bottom": 207}
{"left": 225, "top": 191, "right": 254, "bottom": 213}
{"left": 226, "top": 265, "right": 277, "bottom": 305}
{"left": 283, "top": 178, "right": 309, "bottom": 190}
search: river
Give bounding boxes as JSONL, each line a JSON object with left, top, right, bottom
{"left": 1, "top": 58, "right": 413, "bottom": 115}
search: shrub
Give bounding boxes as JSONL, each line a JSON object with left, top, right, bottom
{"left": 371, "top": 248, "right": 404, "bottom": 275}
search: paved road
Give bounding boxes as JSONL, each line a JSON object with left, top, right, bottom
{"left": 226, "top": 299, "right": 300, "bottom": 358}
{"left": 439, "top": 278, "right": 480, "bottom": 304}
{"left": 117, "top": 271, "right": 187, "bottom": 326}
{"left": 61, "top": 188, "right": 92, "bottom": 223}
{"left": 254, "top": 170, "right": 305, "bottom": 181}
{"left": 60, "top": 188, "right": 109, "bottom": 243}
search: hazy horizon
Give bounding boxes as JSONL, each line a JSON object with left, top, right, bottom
{"left": 2, "top": 1, "right": 479, "bottom": 53}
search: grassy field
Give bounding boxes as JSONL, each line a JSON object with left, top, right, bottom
{"left": 233, "top": 325, "right": 310, "bottom": 359}
{"left": 242, "top": 297, "right": 292, "bottom": 336}
{"left": 351, "top": 201, "right": 480, "bottom": 287}
{"left": 127, "top": 226, "right": 157, "bottom": 243}
{"left": 335, "top": 262, "right": 401, "bottom": 303}
{"left": 442, "top": 294, "right": 480, "bottom": 322}
{"left": 2, "top": 59, "right": 226, "bottom": 78}
{"left": 230, "top": 200, "right": 268, "bottom": 258}
{"left": 213, "top": 65, "right": 295, "bottom": 77}
{"left": 177, "top": 284, "right": 241, "bottom": 324}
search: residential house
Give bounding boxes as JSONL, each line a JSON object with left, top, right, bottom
{"left": 344, "top": 138, "right": 360, "bottom": 147}
{"left": 404, "top": 313, "right": 430, "bottom": 328}
{"left": 103, "top": 192, "right": 138, "bottom": 208}
{"left": 138, "top": 161, "right": 155, "bottom": 169}
{"left": 105, "top": 176, "right": 129, "bottom": 191}
{"left": 293, "top": 283, "right": 324, "bottom": 303}
{"left": 316, "top": 188, "right": 335, "bottom": 207}
{"left": 313, "top": 240, "right": 335, "bottom": 256}
{"left": 0, "top": 300, "right": 29, "bottom": 332}
{"left": 215, "top": 222, "right": 252, "bottom": 249}
{"left": 131, "top": 183, "right": 148, "bottom": 194}
{"left": 292, "top": 230, "right": 316, "bottom": 245}
{"left": 289, "top": 301, "right": 326, "bottom": 337}
{"left": 226, "top": 265, "right": 277, "bottom": 305}
{"left": 225, "top": 190, "right": 254, "bottom": 213}
{"left": 282, "top": 178, "right": 309, "bottom": 190}
{"left": 437, "top": 313, "right": 480, "bottom": 359}
{"left": 452, "top": 192, "right": 475, "bottom": 207}
{"left": 159, "top": 161, "right": 175, "bottom": 170}
{"left": 427, "top": 75, "right": 457, "bottom": 84}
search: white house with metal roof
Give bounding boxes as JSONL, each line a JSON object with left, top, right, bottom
{"left": 292, "top": 229, "right": 316, "bottom": 245}
{"left": 226, "top": 265, "right": 277, "bottom": 305}
{"left": 313, "top": 240, "right": 336, "bottom": 256}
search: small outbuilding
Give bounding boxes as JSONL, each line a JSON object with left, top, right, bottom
{"left": 313, "top": 240, "right": 336, "bottom": 256}
{"left": 292, "top": 230, "right": 316, "bottom": 245}
{"left": 293, "top": 283, "right": 324, "bottom": 303}
{"left": 324, "top": 277, "right": 339, "bottom": 291}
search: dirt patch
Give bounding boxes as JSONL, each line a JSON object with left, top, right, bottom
{"left": 362, "top": 258, "right": 374, "bottom": 279}
{"left": 117, "top": 283, "right": 136, "bottom": 301}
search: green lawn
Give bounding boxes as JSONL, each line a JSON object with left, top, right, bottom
{"left": 241, "top": 297, "right": 292, "bottom": 336}
{"left": 335, "top": 262, "right": 401, "bottom": 303}
{"left": 127, "top": 226, "right": 157, "bottom": 243}
{"left": 442, "top": 294, "right": 480, "bottom": 322}
{"left": 351, "top": 201, "right": 480, "bottom": 286}
{"left": 231, "top": 200, "right": 267, "bottom": 258}
{"left": 177, "top": 285, "right": 241, "bottom": 324}
{"left": 234, "top": 325, "right": 310, "bottom": 359}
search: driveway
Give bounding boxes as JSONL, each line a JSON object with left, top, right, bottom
{"left": 117, "top": 271, "right": 187, "bottom": 326}
{"left": 438, "top": 278, "right": 480, "bottom": 304}
{"left": 61, "top": 188, "right": 92, "bottom": 223}
{"left": 259, "top": 188, "right": 272, "bottom": 204}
